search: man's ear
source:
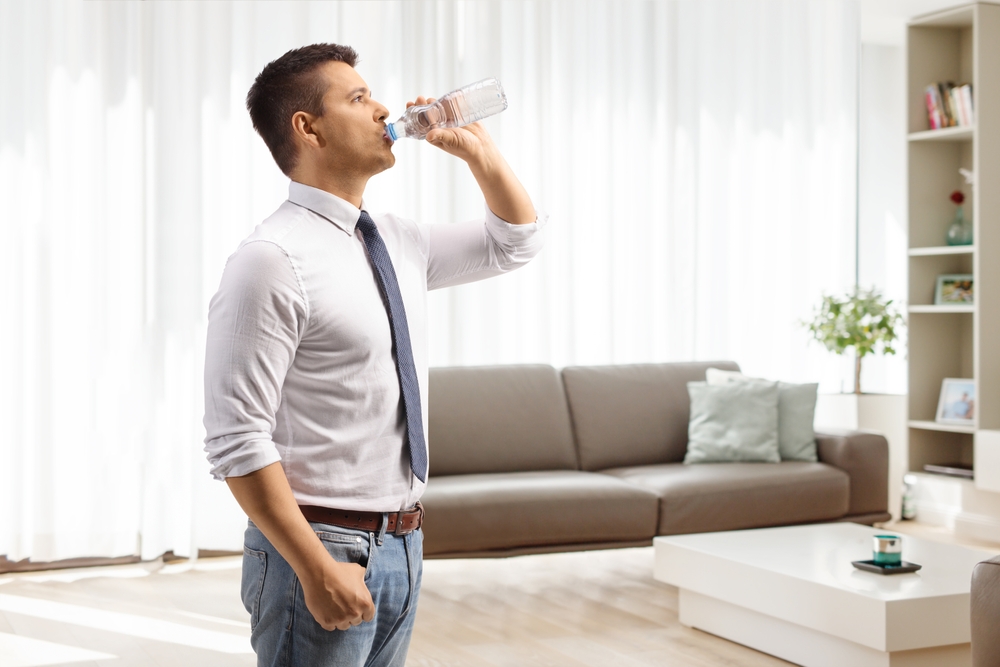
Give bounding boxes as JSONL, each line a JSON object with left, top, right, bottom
{"left": 291, "top": 111, "right": 325, "bottom": 149}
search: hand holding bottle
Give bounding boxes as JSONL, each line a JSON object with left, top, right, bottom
{"left": 386, "top": 78, "right": 507, "bottom": 141}
{"left": 391, "top": 80, "right": 534, "bottom": 226}
{"left": 401, "top": 96, "right": 494, "bottom": 165}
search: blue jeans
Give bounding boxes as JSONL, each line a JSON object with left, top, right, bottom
{"left": 241, "top": 519, "right": 423, "bottom": 667}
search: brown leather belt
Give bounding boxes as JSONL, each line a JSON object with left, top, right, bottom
{"left": 299, "top": 502, "right": 424, "bottom": 536}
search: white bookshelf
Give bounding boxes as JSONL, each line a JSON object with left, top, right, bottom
{"left": 907, "top": 3, "right": 1000, "bottom": 494}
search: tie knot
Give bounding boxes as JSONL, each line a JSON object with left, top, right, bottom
{"left": 357, "top": 211, "right": 376, "bottom": 234}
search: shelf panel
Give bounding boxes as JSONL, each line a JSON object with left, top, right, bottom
{"left": 909, "top": 419, "right": 976, "bottom": 434}
{"left": 909, "top": 4, "right": 974, "bottom": 29}
{"left": 908, "top": 304, "right": 974, "bottom": 314}
{"left": 908, "top": 126, "right": 975, "bottom": 142}
{"left": 908, "top": 245, "right": 975, "bottom": 256}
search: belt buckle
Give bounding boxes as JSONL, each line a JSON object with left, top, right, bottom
{"left": 392, "top": 502, "right": 423, "bottom": 536}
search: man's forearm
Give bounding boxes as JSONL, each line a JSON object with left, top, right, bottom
{"left": 409, "top": 98, "right": 537, "bottom": 226}
{"left": 226, "top": 462, "right": 329, "bottom": 580}
{"left": 466, "top": 144, "right": 536, "bottom": 225}
{"left": 227, "top": 462, "right": 375, "bottom": 630}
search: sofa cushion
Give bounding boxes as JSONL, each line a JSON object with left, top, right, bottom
{"left": 561, "top": 361, "right": 741, "bottom": 471}
{"left": 602, "top": 462, "right": 849, "bottom": 535}
{"left": 420, "top": 470, "right": 660, "bottom": 555}
{"left": 684, "top": 381, "right": 781, "bottom": 463}
{"left": 705, "top": 368, "right": 819, "bottom": 462}
{"left": 428, "top": 365, "right": 578, "bottom": 476}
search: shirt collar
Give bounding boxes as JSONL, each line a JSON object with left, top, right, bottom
{"left": 288, "top": 181, "right": 366, "bottom": 235}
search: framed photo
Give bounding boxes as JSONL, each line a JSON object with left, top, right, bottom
{"left": 935, "top": 274, "right": 974, "bottom": 305}
{"left": 935, "top": 378, "right": 976, "bottom": 424}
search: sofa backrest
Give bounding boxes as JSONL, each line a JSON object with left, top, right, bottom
{"left": 427, "top": 364, "right": 579, "bottom": 476}
{"left": 561, "top": 361, "right": 741, "bottom": 471}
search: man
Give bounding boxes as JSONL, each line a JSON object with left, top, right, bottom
{"left": 203, "top": 43, "right": 544, "bottom": 666}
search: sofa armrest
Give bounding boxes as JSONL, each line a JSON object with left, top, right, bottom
{"left": 815, "top": 430, "right": 888, "bottom": 517}
{"left": 973, "top": 556, "right": 1000, "bottom": 667}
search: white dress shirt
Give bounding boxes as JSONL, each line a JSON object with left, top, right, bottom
{"left": 203, "top": 181, "right": 546, "bottom": 511}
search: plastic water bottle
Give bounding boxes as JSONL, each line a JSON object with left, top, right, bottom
{"left": 386, "top": 78, "right": 508, "bottom": 142}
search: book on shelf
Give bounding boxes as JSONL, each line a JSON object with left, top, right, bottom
{"left": 923, "top": 462, "right": 974, "bottom": 479}
{"left": 925, "top": 82, "right": 975, "bottom": 130}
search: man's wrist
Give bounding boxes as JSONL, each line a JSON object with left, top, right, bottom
{"left": 300, "top": 554, "right": 358, "bottom": 597}
{"left": 464, "top": 140, "right": 503, "bottom": 177}
{"left": 295, "top": 541, "right": 337, "bottom": 583}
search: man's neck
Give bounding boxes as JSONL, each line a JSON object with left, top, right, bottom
{"left": 292, "top": 169, "right": 367, "bottom": 209}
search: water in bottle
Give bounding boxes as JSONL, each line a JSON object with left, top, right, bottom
{"left": 385, "top": 78, "right": 507, "bottom": 142}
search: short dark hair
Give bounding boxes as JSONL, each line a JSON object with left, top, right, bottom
{"left": 246, "top": 43, "right": 359, "bottom": 175}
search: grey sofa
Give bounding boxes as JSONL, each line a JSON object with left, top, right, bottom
{"left": 421, "top": 361, "right": 891, "bottom": 558}
{"left": 972, "top": 555, "right": 1000, "bottom": 666}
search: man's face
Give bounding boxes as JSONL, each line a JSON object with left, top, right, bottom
{"left": 308, "top": 61, "right": 395, "bottom": 178}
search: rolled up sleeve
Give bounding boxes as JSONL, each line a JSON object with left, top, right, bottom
{"left": 426, "top": 205, "right": 548, "bottom": 290}
{"left": 203, "top": 240, "right": 308, "bottom": 480}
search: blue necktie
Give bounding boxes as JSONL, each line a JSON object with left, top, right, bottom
{"left": 356, "top": 211, "right": 428, "bottom": 482}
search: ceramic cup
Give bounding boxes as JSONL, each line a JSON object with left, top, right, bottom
{"left": 873, "top": 534, "right": 902, "bottom": 565}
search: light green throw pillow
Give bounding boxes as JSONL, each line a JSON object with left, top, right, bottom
{"left": 684, "top": 381, "right": 781, "bottom": 464}
{"left": 705, "top": 368, "right": 819, "bottom": 462}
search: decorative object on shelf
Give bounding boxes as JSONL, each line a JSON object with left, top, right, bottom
{"left": 803, "top": 287, "right": 904, "bottom": 395}
{"left": 945, "top": 190, "right": 973, "bottom": 246}
{"left": 935, "top": 378, "right": 976, "bottom": 425}
{"left": 960, "top": 167, "right": 976, "bottom": 188}
{"left": 934, "top": 273, "right": 973, "bottom": 304}
{"left": 924, "top": 81, "right": 974, "bottom": 129}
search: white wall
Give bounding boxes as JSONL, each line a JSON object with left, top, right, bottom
{"left": 857, "top": 42, "right": 908, "bottom": 394}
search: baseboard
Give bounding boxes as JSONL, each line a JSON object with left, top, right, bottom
{"left": 0, "top": 554, "right": 142, "bottom": 574}
{"left": 916, "top": 504, "right": 1000, "bottom": 544}
{"left": 0, "top": 549, "right": 241, "bottom": 574}
{"left": 908, "top": 472, "right": 1000, "bottom": 545}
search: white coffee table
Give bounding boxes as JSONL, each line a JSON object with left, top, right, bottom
{"left": 654, "top": 523, "right": 995, "bottom": 667}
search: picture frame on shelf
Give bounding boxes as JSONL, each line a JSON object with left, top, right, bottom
{"left": 934, "top": 274, "right": 974, "bottom": 305}
{"left": 935, "top": 378, "right": 976, "bottom": 425}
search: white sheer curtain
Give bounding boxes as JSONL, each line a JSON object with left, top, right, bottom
{"left": 0, "top": 0, "right": 859, "bottom": 562}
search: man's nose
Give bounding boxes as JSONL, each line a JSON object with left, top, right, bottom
{"left": 374, "top": 101, "right": 389, "bottom": 123}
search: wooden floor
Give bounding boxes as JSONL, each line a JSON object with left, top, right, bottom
{"left": 0, "top": 521, "right": 995, "bottom": 667}
{"left": 409, "top": 547, "right": 790, "bottom": 667}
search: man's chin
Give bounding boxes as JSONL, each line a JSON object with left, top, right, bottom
{"left": 373, "top": 153, "right": 395, "bottom": 174}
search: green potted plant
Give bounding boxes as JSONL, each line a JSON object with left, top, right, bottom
{"left": 804, "top": 286, "right": 904, "bottom": 394}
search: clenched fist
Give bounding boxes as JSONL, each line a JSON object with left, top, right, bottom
{"left": 301, "top": 558, "right": 375, "bottom": 631}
